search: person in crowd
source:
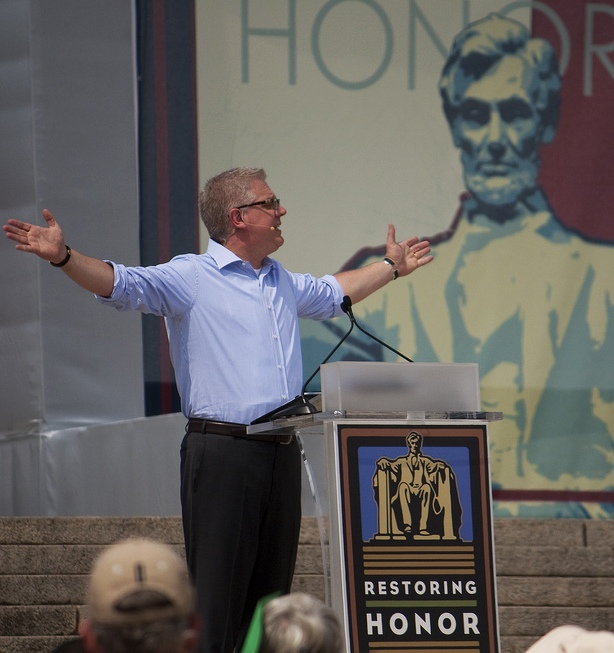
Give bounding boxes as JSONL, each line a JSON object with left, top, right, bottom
{"left": 79, "top": 538, "right": 200, "bottom": 653}
{"left": 4, "top": 167, "right": 432, "bottom": 652}
{"left": 524, "top": 625, "right": 614, "bottom": 653}
{"left": 241, "top": 592, "right": 344, "bottom": 653}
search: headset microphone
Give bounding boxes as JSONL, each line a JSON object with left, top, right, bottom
{"left": 241, "top": 218, "right": 277, "bottom": 231}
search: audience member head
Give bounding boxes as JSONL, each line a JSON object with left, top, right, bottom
{"left": 524, "top": 625, "right": 614, "bottom": 653}
{"left": 80, "top": 538, "right": 199, "bottom": 653}
{"left": 257, "top": 592, "right": 344, "bottom": 653}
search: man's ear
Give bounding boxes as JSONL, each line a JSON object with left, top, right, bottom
{"left": 228, "top": 207, "right": 244, "bottom": 227}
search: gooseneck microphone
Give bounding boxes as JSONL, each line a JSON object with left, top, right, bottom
{"left": 251, "top": 297, "right": 356, "bottom": 423}
{"left": 341, "top": 295, "right": 414, "bottom": 363}
{"left": 251, "top": 295, "right": 411, "bottom": 424}
{"left": 300, "top": 296, "right": 356, "bottom": 401}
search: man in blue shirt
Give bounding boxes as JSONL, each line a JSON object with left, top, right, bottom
{"left": 4, "top": 167, "right": 432, "bottom": 652}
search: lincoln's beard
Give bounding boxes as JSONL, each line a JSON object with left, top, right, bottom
{"left": 463, "top": 162, "right": 539, "bottom": 208}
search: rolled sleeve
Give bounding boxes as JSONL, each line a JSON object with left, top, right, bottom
{"left": 95, "top": 256, "right": 197, "bottom": 316}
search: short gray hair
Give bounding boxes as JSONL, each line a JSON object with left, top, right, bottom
{"left": 261, "top": 593, "right": 344, "bottom": 653}
{"left": 439, "top": 13, "right": 561, "bottom": 135}
{"left": 198, "top": 167, "right": 267, "bottom": 243}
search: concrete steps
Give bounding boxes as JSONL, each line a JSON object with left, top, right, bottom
{"left": 1, "top": 517, "right": 612, "bottom": 653}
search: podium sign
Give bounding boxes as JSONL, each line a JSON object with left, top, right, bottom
{"left": 326, "top": 420, "right": 500, "bottom": 653}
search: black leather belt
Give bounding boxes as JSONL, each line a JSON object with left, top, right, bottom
{"left": 186, "top": 418, "right": 294, "bottom": 444}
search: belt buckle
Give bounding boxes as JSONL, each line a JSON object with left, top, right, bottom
{"left": 277, "top": 433, "right": 294, "bottom": 445}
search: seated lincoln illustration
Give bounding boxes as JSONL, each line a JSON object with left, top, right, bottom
{"left": 373, "top": 432, "right": 462, "bottom": 541}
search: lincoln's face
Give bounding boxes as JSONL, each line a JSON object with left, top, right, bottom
{"left": 407, "top": 436, "right": 421, "bottom": 453}
{"left": 450, "top": 55, "right": 545, "bottom": 210}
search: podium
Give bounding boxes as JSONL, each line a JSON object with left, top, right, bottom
{"left": 249, "top": 362, "right": 502, "bottom": 653}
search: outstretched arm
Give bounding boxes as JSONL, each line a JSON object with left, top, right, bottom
{"left": 334, "top": 224, "right": 432, "bottom": 303}
{"left": 3, "top": 209, "right": 115, "bottom": 297}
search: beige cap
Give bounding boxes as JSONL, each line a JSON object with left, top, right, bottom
{"left": 87, "top": 538, "right": 195, "bottom": 626}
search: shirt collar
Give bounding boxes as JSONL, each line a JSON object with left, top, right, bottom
{"left": 206, "top": 238, "right": 242, "bottom": 269}
{"left": 206, "top": 238, "right": 274, "bottom": 272}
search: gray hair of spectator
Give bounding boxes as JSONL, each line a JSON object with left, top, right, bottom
{"left": 260, "top": 593, "right": 344, "bottom": 653}
{"left": 198, "top": 167, "right": 267, "bottom": 243}
{"left": 439, "top": 13, "right": 562, "bottom": 140}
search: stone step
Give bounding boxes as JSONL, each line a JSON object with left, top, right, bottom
{"left": 2, "top": 516, "right": 610, "bottom": 545}
{"left": 0, "top": 606, "right": 80, "bottom": 637}
{"left": 496, "top": 576, "right": 614, "bottom": 607}
{"left": 493, "top": 518, "right": 612, "bottom": 547}
{"left": 0, "top": 516, "right": 185, "bottom": 545}
{"left": 0, "top": 516, "right": 323, "bottom": 545}
{"left": 0, "top": 543, "right": 185, "bottom": 575}
{"left": 0, "top": 517, "right": 612, "bottom": 653}
{"left": 494, "top": 546, "right": 614, "bottom": 577}
{"left": 3, "top": 542, "right": 612, "bottom": 580}
{"left": 5, "top": 574, "right": 611, "bottom": 609}
{"left": 498, "top": 605, "right": 614, "bottom": 635}
{"left": 0, "top": 636, "right": 82, "bottom": 653}
{"left": 0, "top": 575, "right": 86, "bottom": 606}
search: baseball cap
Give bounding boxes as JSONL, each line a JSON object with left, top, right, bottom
{"left": 87, "top": 538, "right": 195, "bottom": 626}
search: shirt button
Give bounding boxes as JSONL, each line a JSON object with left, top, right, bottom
{"left": 273, "top": 334, "right": 278, "bottom": 340}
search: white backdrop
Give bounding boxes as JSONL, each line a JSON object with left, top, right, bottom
{"left": 0, "top": 0, "right": 143, "bottom": 436}
{"left": 0, "top": 0, "right": 148, "bottom": 515}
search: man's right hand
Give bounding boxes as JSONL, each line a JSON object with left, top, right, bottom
{"left": 3, "top": 208, "right": 67, "bottom": 264}
{"left": 4, "top": 209, "right": 115, "bottom": 297}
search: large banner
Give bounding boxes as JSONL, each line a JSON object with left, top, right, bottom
{"left": 196, "top": 0, "right": 614, "bottom": 518}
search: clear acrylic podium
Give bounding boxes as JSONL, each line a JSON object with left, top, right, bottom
{"left": 248, "top": 362, "right": 502, "bottom": 653}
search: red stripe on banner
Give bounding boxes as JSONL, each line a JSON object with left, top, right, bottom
{"left": 493, "top": 489, "right": 614, "bottom": 504}
{"left": 153, "top": 0, "right": 173, "bottom": 413}
{"left": 188, "top": 1, "right": 200, "bottom": 247}
{"left": 532, "top": 1, "right": 614, "bottom": 242}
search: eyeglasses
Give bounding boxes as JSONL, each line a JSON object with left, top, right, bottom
{"left": 236, "top": 197, "right": 281, "bottom": 211}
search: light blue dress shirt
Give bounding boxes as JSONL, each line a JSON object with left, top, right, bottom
{"left": 97, "top": 239, "right": 344, "bottom": 423}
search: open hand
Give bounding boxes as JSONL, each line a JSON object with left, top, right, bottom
{"left": 3, "top": 209, "right": 67, "bottom": 264}
{"left": 384, "top": 224, "right": 433, "bottom": 277}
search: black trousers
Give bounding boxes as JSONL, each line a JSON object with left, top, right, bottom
{"left": 180, "top": 430, "right": 302, "bottom": 653}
